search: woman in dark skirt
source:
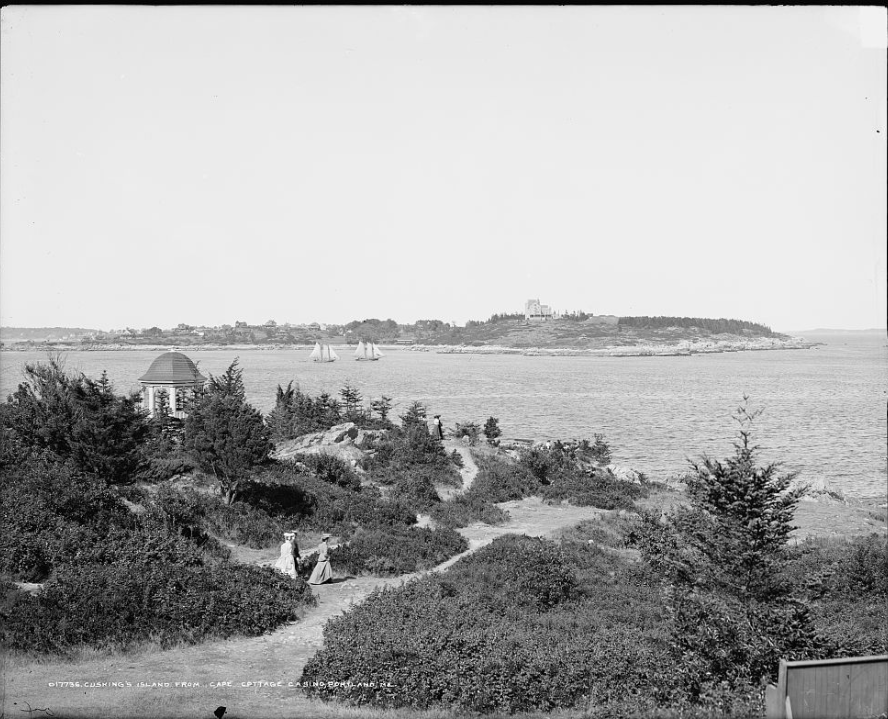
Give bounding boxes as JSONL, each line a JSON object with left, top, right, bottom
{"left": 308, "top": 534, "right": 333, "bottom": 585}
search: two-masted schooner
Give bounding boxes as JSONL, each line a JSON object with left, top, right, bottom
{"left": 354, "top": 340, "right": 383, "bottom": 361}
{"left": 309, "top": 342, "right": 339, "bottom": 362}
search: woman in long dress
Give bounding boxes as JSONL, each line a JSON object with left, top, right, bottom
{"left": 273, "top": 532, "right": 298, "bottom": 579}
{"left": 308, "top": 534, "right": 333, "bottom": 585}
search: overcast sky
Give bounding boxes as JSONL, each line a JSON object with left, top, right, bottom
{"left": 1, "top": 6, "right": 885, "bottom": 332}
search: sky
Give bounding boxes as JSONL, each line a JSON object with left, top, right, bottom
{"left": 1, "top": 6, "right": 886, "bottom": 332}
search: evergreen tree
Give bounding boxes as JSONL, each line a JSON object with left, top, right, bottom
{"left": 184, "top": 360, "right": 270, "bottom": 505}
{"left": 206, "top": 357, "right": 246, "bottom": 400}
{"left": 399, "top": 400, "right": 428, "bottom": 428}
{"left": 266, "top": 382, "right": 298, "bottom": 442}
{"left": 637, "top": 398, "right": 817, "bottom": 692}
{"left": 644, "top": 400, "right": 803, "bottom": 601}
{"left": 339, "top": 381, "right": 363, "bottom": 421}
{"left": 370, "top": 395, "right": 394, "bottom": 423}
{"left": 0, "top": 358, "right": 149, "bottom": 484}
{"left": 483, "top": 416, "right": 502, "bottom": 444}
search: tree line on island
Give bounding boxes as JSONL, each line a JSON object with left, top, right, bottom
{"left": 4, "top": 314, "right": 781, "bottom": 348}
{"left": 0, "top": 359, "right": 883, "bottom": 716}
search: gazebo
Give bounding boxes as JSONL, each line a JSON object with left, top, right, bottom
{"left": 138, "top": 351, "right": 207, "bottom": 419}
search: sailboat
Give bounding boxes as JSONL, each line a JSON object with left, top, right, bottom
{"left": 354, "top": 339, "right": 383, "bottom": 361}
{"left": 309, "top": 342, "right": 339, "bottom": 363}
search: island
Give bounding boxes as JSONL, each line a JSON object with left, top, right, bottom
{"left": 0, "top": 314, "right": 818, "bottom": 355}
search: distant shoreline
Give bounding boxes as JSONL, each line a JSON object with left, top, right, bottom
{"left": 0, "top": 337, "right": 820, "bottom": 356}
{"left": 406, "top": 337, "right": 819, "bottom": 356}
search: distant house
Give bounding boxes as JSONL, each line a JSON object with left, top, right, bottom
{"left": 525, "top": 299, "right": 554, "bottom": 321}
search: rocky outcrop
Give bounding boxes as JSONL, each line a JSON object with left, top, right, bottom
{"left": 605, "top": 464, "right": 644, "bottom": 484}
{"left": 272, "top": 423, "right": 388, "bottom": 466}
{"left": 790, "top": 475, "right": 846, "bottom": 503}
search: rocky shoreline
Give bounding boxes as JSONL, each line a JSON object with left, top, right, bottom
{"left": 408, "top": 336, "right": 818, "bottom": 357}
{"left": 0, "top": 337, "right": 819, "bottom": 356}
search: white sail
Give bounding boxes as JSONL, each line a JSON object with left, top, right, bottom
{"left": 355, "top": 339, "right": 381, "bottom": 360}
{"left": 311, "top": 342, "right": 337, "bottom": 362}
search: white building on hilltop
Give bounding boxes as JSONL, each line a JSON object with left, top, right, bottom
{"left": 525, "top": 298, "right": 554, "bottom": 321}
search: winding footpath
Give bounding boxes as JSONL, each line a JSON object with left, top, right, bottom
{"left": 5, "top": 443, "right": 610, "bottom": 719}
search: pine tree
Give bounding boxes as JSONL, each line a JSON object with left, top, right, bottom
{"left": 339, "top": 381, "right": 363, "bottom": 421}
{"left": 483, "top": 416, "right": 502, "bottom": 444}
{"left": 680, "top": 399, "right": 803, "bottom": 601}
{"left": 206, "top": 357, "right": 246, "bottom": 400}
{"left": 637, "top": 397, "right": 816, "bottom": 692}
{"left": 266, "top": 382, "right": 298, "bottom": 442}
{"left": 0, "top": 358, "right": 149, "bottom": 483}
{"left": 370, "top": 395, "right": 393, "bottom": 422}
{"left": 184, "top": 359, "right": 270, "bottom": 504}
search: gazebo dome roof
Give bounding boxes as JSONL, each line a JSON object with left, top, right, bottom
{"left": 139, "top": 351, "right": 207, "bottom": 385}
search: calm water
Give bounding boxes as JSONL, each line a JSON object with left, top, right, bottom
{"left": 2, "top": 335, "right": 886, "bottom": 497}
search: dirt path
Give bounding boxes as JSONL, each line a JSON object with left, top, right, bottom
{"left": 9, "top": 487, "right": 883, "bottom": 719}
{"left": 4, "top": 498, "right": 606, "bottom": 719}
{"left": 436, "top": 439, "right": 480, "bottom": 501}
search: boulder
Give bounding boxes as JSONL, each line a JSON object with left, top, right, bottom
{"left": 605, "top": 464, "right": 643, "bottom": 484}
{"left": 273, "top": 423, "right": 366, "bottom": 464}
{"left": 354, "top": 428, "right": 388, "bottom": 449}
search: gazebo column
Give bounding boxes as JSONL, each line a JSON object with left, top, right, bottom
{"left": 147, "top": 385, "right": 157, "bottom": 417}
{"left": 169, "top": 385, "right": 178, "bottom": 414}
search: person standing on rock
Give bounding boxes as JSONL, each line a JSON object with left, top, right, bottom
{"left": 308, "top": 534, "right": 334, "bottom": 585}
{"left": 433, "top": 414, "right": 444, "bottom": 440}
{"left": 274, "top": 531, "right": 299, "bottom": 579}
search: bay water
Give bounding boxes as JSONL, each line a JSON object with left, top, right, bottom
{"left": 2, "top": 334, "right": 885, "bottom": 498}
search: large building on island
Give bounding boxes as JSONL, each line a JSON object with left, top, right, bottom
{"left": 525, "top": 298, "right": 555, "bottom": 321}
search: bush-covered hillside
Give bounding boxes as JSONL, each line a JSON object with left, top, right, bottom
{"left": 0, "top": 358, "right": 473, "bottom": 656}
{"left": 299, "top": 401, "right": 886, "bottom": 715}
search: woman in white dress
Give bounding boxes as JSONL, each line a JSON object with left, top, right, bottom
{"left": 273, "top": 531, "right": 298, "bottom": 579}
{"left": 308, "top": 534, "right": 333, "bottom": 585}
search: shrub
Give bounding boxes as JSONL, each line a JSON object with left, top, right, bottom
{"left": 428, "top": 494, "right": 510, "bottom": 529}
{"left": 368, "top": 453, "right": 462, "bottom": 490}
{"left": 2, "top": 561, "right": 315, "bottom": 655}
{"left": 0, "top": 532, "right": 51, "bottom": 583}
{"left": 0, "top": 459, "right": 134, "bottom": 580}
{"left": 297, "top": 452, "right": 362, "bottom": 491}
{"left": 196, "top": 494, "right": 284, "bottom": 548}
{"left": 453, "top": 421, "right": 481, "bottom": 446}
{"left": 299, "top": 535, "right": 675, "bottom": 713}
{"left": 322, "top": 525, "right": 468, "bottom": 577}
{"left": 467, "top": 452, "right": 540, "bottom": 502}
{"left": 139, "top": 451, "right": 196, "bottom": 482}
{"left": 388, "top": 473, "right": 441, "bottom": 513}
{"left": 449, "top": 535, "right": 577, "bottom": 610}
{"left": 253, "top": 464, "right": 417, "bottom": 538}
{"left": 539, "top": 469, "right": 644, "bottom": 510}
{"left": 483, "top": 416, "right": 501, "bottom": 444}
{"left": 779, "top": 534, "right": 888, "bottom": 657}
{"left": 585, "top": 433, "right": 613, "bottom": 466}
{"left": 560, "top": 515, "right": 640, "bottom": 550}
{"left": 518, "top": 447, "right": 561, "bottom": 483}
